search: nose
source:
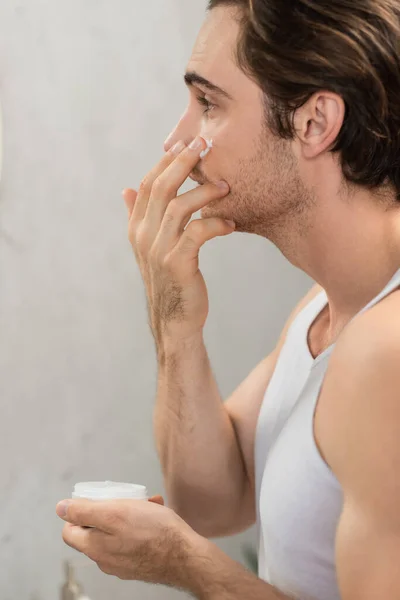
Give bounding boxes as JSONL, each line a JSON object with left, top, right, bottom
{"left": 163, "top": 110, "right": 198, "bottom": 153}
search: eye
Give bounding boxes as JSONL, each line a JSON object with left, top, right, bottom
{"left": 196, "top": 95, "right": 216, "bottom": 116}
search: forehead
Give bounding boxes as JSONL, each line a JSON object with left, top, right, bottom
{"left": 186, "top": 7, "right": 241, "bottom": 85}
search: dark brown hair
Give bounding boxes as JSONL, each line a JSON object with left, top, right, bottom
{"left": 208, "top": 0, "right": 400, "bottom": 200}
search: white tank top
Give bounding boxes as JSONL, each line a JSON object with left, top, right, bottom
{"left": 255, "top": 268, "right": 400, "bottom": 600}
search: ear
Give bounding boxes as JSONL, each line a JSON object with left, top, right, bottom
{"left": 293, "top": 92, "right": 345, "bottom": 159}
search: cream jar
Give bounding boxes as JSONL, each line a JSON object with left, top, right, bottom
{"left": 72, "top": 481, "right": 148, "bottom": 501}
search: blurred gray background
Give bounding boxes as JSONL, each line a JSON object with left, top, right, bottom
{"left": 0, "top": 1, "right": 310, "bottom": 598}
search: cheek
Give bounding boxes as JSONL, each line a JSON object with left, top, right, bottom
{"left": 199, "top": 116, "right": 229, "bottom": 140}
{"left": 199, "top": 121, "right": 249, "bottom": 186}
{"left": 200, "top": 123, "right": 233, "bottom": 167}
{"left": 202, "top": 154, "right": 236, "bottom": 191}
{"left": 206, "top": 142, "right": 241, "bottom": 181}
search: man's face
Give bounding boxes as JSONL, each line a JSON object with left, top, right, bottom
{"left": 164, "top": 6, "right": 309, "bottom": 238}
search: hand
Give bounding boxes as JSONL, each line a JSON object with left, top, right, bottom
{"left": 56, "top": 495, "right": 202, "bottom": 587}
{"left": 123, "top": 137, "right": 234, "bottom": 351}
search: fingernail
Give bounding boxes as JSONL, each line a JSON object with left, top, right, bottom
{"left": 226, "top": 220, "right": 236, "bottom": 229}
{"left": 217, "top": 181, "right": 229, "bottom": 190}
{"left": 189, "top": 137, "right": 203, "bottom": 151}
{"left": 171, "top": 140, "right": 186, "bottom": 155}
{"left": 56, "top": 501, "right": 70, "bottom": 518}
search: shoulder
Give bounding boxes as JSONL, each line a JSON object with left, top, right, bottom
{"left": 320, "top": 289, "right": 400, "bottom": 495}
{"left": 331, "top": 287, "right": 400, "bottom": 374}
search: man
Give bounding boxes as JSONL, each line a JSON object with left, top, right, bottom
{"left": 56, "top": 1, "right": 400, "bottom": 598}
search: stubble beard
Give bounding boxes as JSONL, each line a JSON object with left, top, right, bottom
{"left": 201, "top": 132, "right": 314, "bottom": 243}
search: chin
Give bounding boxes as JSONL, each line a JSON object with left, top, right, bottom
{"left": 200, "top": 197, "right": 232, "bottom": 221}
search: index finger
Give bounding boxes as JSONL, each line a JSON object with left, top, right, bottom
{"left": 131, "top": 140, "right": 187, "bottom": 223}
{"left": 151, "top": 136, "right": 208, "bottom": 201}
{"left": 62, "top": 522, "right": 106, "bottom": 558}
{"left": 144, "top": 136, "right": 209, "bottom": 226}
{"left": 134, "top": 137, "right": 209, "bottom": 224}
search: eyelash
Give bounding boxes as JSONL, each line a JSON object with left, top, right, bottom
{"left": 196, "top": 95, "right": 216, "bottom": 115}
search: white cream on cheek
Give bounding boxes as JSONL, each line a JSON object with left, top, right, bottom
{"left": 200, "top": 138, "right": 213, "bottom": 159}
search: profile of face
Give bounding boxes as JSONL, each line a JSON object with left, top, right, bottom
{"left": 164, "top": 6, "right": 311, "bottom": 240}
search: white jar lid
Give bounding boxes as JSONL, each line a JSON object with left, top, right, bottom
{"left": 72, "top": 481, "right": 148, "bottom": 500}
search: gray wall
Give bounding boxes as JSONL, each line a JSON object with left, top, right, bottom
{"left": 0, "top": 2, "right": 311, "bottom": 599}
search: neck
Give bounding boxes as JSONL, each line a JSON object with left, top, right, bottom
{"left": 274, "top": 185, "right": 400, "bottom": 330}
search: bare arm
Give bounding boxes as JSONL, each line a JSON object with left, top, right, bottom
{"left": 123, "top": 131, "right": 320, "bottom": 538}
{"left": 155, "top": 284, "right": 322, "bottom": 538}
{"left": 58, "top": 313, "right": 400, "bottom": 600}
{"left": 154, "top": 335, "right": 278, "bottom": 537}
{"left": 181, "top": 535, "right": 295, "bottom": 600}
{"left": 316, "top": 305, "right": 400, "bottom": 600}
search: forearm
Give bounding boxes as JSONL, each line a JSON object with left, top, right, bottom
{"left": 181, "top": 535, "right": 293, "bottom": 600}
{"left": 154, "top": 334, "right": 247, "bottom": 531}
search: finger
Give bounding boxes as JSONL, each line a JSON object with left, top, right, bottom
{"left": 62, "top": 523, "right": 106, "bottom": 561}
{"left": 62, "top": 523, "right": 87, "bottom": 552}
{"left": 148, "top": 495, "right": 165, "bottom": 506}
{"left": 56, "top": 499, "right": 120, "bottom": 533}
{"left": 171, "top": 217, "right": 235, "bottom": 271}
{"left": 144, "top": 136, "right": 210, "bottom": 231}
{"left": 122, "top": 188, "right": 137, "bottom": 219}
{"left": 132, "top": 141, "right": 187, "bottom": 223}
{"left": 154, "top": 182, "right": 230, "bottom": 254}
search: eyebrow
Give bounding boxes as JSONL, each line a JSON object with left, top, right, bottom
{"left": 184, "top": 71, "right": 233, "bottom": 100}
